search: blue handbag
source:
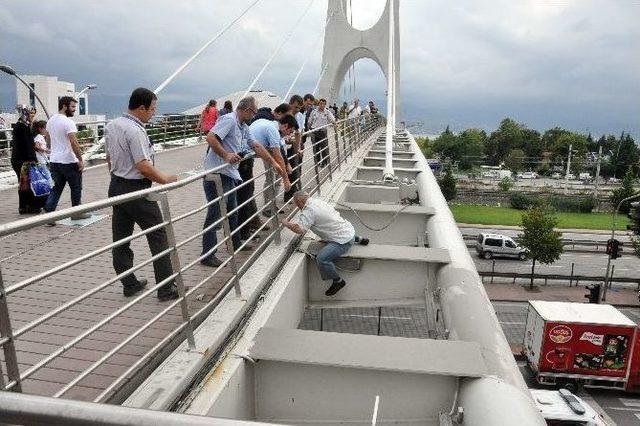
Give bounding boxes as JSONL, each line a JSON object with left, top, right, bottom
{"left": 29, "top": 163, "right": 53, "bottom": 197}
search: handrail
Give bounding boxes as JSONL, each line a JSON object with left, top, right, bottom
{"left": 0, "top": 113, "right": 382, "bottom": 398}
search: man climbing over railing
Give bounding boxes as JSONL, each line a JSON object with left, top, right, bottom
{"left": 280, "top": 191, "right": 369, "bottom": 296}
{"left": 104, "top": 87, "right": 179, "bottom": 301}
{"left": 200, "top": 96, "right": 285, "bottom": 268}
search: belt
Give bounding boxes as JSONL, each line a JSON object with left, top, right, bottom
{"left": 110, "top": 174, "right": 151, "bottom": 185}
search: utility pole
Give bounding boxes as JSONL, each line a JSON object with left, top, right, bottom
{"left": 594, "top": 144, "right": 603, "bottom": 211}
{"left": 564, "top": 144, "right": 573, "bottom": 195}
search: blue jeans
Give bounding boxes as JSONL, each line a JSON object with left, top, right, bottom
{"left": 316, "top": 238, "right": 354, "bottom": 281}
{"left": 45, "top": 162, "right": 82, "bottom": 212}
{"left": 202, "top": 174, "right": 241, "bottom": 260}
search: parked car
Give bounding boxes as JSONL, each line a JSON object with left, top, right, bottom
{"left": 517, "top": 171, "right": 538, "bottom": 179}
{"left": 608, "top": 177, "right": 619, "bottom": 184}
{"left": 475, "top": 233, "right": 527, "bottom": 260}
{"left": 551, "top": 172, "right": 562, "bottom": 180}
{"left": 566, "top": 173, "right": 576, "bottom": 180}
{"left": 579, "top": 172, "right": 591, "bottom": 181}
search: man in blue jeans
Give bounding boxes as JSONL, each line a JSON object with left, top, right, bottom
{"left": 201, "top": 96, "right": 284, "bottom": 268}
{"left": 44, "top": 96, "right": 90, "bottom": 221}
{"left": 281, "top": 191, "right": 369, "bottom": 296}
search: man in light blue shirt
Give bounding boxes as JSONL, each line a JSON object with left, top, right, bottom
{"left": 201, "top": 96, "right": 283, "bottom": 268}
{"left": 250, "top": 114, "right": 298, "bottom": 217}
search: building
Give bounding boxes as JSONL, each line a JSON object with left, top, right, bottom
{"left": 13, "top": 75, "right": 105, "bottom": 126}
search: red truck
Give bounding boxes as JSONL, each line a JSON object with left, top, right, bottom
{"left": 523, "top": 300, "right": 640, "bottom": 393}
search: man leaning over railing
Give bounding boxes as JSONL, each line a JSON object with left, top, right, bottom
{"left": 200, "top": 96, "right": 284, "bottom": 268}
{"left": 105, "top": 87, "right": 179, "bottom": 301}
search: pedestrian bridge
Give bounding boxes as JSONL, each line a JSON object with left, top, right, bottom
{"left": 0, "top": 0, "right": 545, "bottom": 424}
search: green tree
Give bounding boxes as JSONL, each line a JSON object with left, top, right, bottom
{"left": 610, "top": 167, "right": 637, "bottom": 213}
{"left": 415, "top": 136, "right": 433, "bottom": 158}
{"left": 541, "top": 127, "right": 571, "bottom": 152}
{"left": 498, "top": 177, "right": 514, "bottom": 192}
{"left": 504, "top": 148, "right": 526, "bottom": 172}
{"left": 550, "top": 132, "right": 588, "bottom": 164}
{"left": 438, "top": 168, "right": 457, "bottom": 201}
{"left": 486, "top": 118, "right": 524, "bottom": 166}
{"left": 457, "top": 128, "right": 487, "bottom": 170}
{"left": 613, "top": 133, "right": 639, "bottom": 178}
{"left": 517, "top": 204, "right": 563, "bottom": 290}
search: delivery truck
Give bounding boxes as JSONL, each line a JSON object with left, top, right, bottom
{"left": 523, "top": 300, "right": 640, "bottom": 393}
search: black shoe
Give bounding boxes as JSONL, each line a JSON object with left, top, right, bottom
{"left": 358, "top": 237, "right": 370, "bottom": 246}
{"left": 123, "top": 279, "right": 148, "bottom": 297}
{"left": 158, "top": 284, "right": 179, "bottom": 301}
{"left": 325, "top": 279, "right": 346, "bottom": 296}
{"left": 201, "top": 255, "right": 223, "bottom": 267}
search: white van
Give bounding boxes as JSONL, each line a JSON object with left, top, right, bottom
{"left": 530, "top": 389, "right": 607, "bottom": 426}
{"left": 475, "top": 233, "right": 527, "bottom": 260}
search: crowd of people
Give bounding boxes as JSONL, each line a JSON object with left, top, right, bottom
{"left": 10, "top": 97, "right": 91, "bottom": 220}
{"left": 9, "top": 88, "right": 377, "bottom": 300}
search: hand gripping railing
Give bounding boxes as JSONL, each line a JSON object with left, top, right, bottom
{"left": 0, "top": 114, "right": 381, "bottom": 402}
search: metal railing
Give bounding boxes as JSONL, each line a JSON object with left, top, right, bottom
{"left": 0, "top": 113, "right": 202, "bottom": 173}
{"left": 0, "top": 114, "right": 381, "bottom": 401}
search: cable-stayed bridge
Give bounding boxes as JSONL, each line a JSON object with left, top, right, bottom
{"left": 0, "top": 1, "right": 545, "bottom": 424}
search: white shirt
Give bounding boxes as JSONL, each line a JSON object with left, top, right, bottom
{"left": 47, "top": 113, "right": 78, "bottom": 164}
{"left": 34, "top": 134, "right": 48, "bottom": 164}
{"left": 348, "top": 104, "right": 362, "bottom": 119}
{"left": 309, "top": 108, "right": 336, "bottom": 129}
{"left": 105, "top": 113, "right": 154, "bottom": 180}
{"left": 293, "top": 198, "right": 355, "bottom": 244}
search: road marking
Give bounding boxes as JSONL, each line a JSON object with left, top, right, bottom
{"left": 619, "top": 398, "right": 640, "bottom": 408}
{"left": 605, "top": 406, "right": 640, "bottom": 412}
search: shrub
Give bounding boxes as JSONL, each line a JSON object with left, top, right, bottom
{"left": 510, "top": 193, "right": 536, "bottom": 210}
{"left": 498, "top": 177, "right": 514, "bottom": 192}
{"left": 547, "top": 196, "right": 597, "bottom": 213}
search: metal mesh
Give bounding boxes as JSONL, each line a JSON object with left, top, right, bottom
{"left": 299, "top": 306, "right": 429, "bottom": 339}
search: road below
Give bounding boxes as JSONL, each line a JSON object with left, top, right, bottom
{"left": 464, "top": 226, "right": 640, "bottom": 283}
{"left": 494, "top": 301, "right": 640, "bottom": 425}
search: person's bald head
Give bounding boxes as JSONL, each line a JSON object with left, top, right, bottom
{"left": 293, "top": 191, "right": 309, "bottom": 209}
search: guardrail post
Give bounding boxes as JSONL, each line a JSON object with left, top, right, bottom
{"left": 157, "top": 193, "right": 196, "bottom": 350}
{"left": 313, "top": 149, "right": 322, "bottom": 196}
{"left": 211, "top": 174, "right": 243, "bottom": 297}
{"left": 569, "top": 263, "right": 574, "bottom": 286}
{"left": 334, "top": 126, "right": 342, "bottom": 167}
{"left": 325, "top": 133, "right": 333, "bottom": 182}
{"left": 0, "top": 265, "right": 22, "bottom": 392}
{"left": 491, "top": 260, "right": 495, "bottom": 284}
{"left": 609, "top": 265, "right": 615, "bottom": 289}
{"left": 266, "top": 166, "right": 281, "bottom": 245}
{"left": 182, "top": 115, "right": 187, "bottom": 143}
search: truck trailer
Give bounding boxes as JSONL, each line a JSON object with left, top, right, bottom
{"left": 523, "top": 300, "right": 640, "bottom": 393}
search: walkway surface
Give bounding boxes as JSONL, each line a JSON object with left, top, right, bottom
{"left": 0, "top": 140, "right": 336, "bottom": 402}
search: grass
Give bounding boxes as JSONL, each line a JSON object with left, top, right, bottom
{"left": 450, "top": 204, "right": 630, "bottom": 231}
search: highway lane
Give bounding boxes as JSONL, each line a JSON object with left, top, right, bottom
{"left": 494, "top": 301, "right": 640, "bottom": 425}
{"left": 463, "top": 226, "right": 640, "bottom": 282}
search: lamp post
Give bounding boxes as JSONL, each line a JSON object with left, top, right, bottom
{"left": 0, "top": 64, "right": 50, "bottom": 119}
{"left": 76, "top": 84, "right": 97, "bottom": 98}
{"left": 601, "top": 191, "right": 640, "bottom": 301}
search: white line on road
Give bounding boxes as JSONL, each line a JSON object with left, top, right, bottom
{"left": 619, "top": 398, "right": 640, "bottom": 408}
{"left": 605, "top": 406, "right": 640, "bottom": 412}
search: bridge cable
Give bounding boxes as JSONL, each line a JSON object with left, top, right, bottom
{"left": 242, "top": 0, "right": 316, "bottom": 99}
{"left": 154, "top": 0, "right": 262, "bottom": 94}
{"left": 350, "top": 0, "right": 357, "bottom": 98}
{"left": 283, "top": 11, "right": 335, "bottom": 101}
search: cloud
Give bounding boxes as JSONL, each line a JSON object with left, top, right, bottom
{"left": 0, "top": 0, "right": 637, "bottom": 138}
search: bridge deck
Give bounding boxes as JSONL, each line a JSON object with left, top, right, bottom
{"left": 0, "top": 142, "right": 325, "bottom": 402}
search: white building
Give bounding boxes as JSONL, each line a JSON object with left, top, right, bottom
{"left": 13, "top": 75, "right": 105, "bottom": 126}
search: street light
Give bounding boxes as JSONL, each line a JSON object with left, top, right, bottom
{"left": 76, "top": 84, "right": 97, "bottom": 98}
{"left": 0, "top": 64, "right": 50, "bottom": 118}
{"left": 601, "top": 191, "right": 640, "bottom": 301}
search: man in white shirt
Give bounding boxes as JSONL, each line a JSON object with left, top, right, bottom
{"left": 308, "top": 98, "right": 336, "bottom": 168}
{"left": 347, "top": 98, "right": 362, "bottom": 119}
{"left": 281, "top": 191, "right": 369, "bottom": 296}
{"left": 44, "top": 96, "right": 90, "bottom": 219}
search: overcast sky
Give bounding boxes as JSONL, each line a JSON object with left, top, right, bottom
{"left": 1, "top": 0, "right": 638, "bottom": 138}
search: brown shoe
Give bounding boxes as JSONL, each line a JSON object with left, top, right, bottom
{"left": 249, "top": 217, "right": 270, "bottom": 231}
